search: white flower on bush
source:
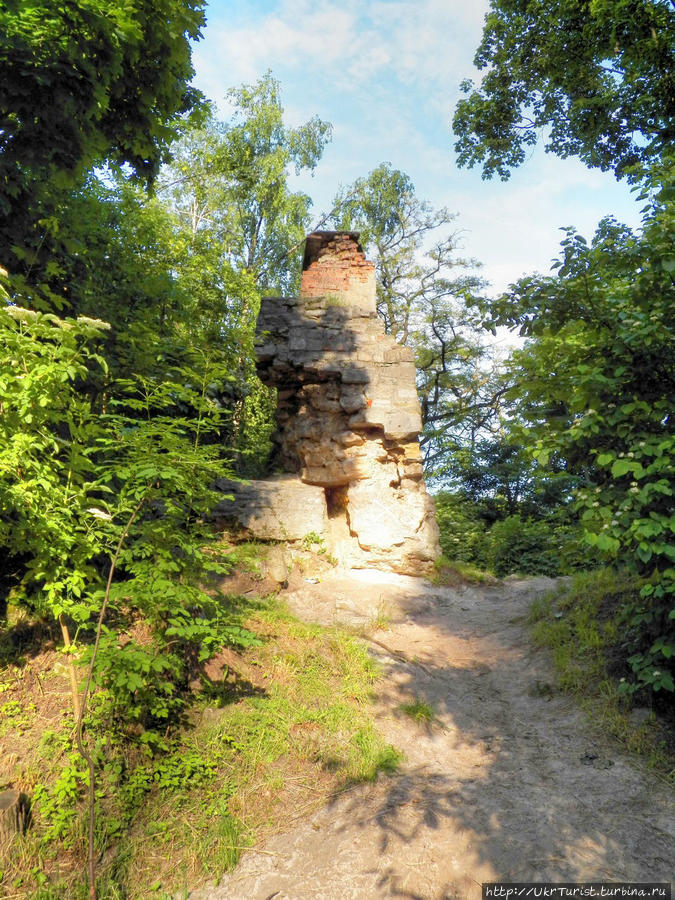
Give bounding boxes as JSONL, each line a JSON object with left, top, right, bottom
{"left": 88, "top": 508, "right": 112, "bottom": 520}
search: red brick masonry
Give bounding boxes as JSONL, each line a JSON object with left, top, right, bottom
{"left": 300, "top": 232, "right": 375, "bottom": 298}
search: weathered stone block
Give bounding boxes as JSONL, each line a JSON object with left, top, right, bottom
{"left": 214, "top": 477, "right": 328, "bottom": 542}
{"left": 337, "top": 431, "right": 365, "bottom": 447}
{"left": 339, "top": 386, "right": 367, "bottom": 413}
{"left": 339, "top": 366, "right": 370, "bottom": 384}
{"left": 246, "top": 231, "right": 440, "bottom": 575}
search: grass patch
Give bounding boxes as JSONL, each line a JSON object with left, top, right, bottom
{"left": 223, "top": 539, "right": 270, "bottom": 577}
{"left": 0, "top": 594, "right": 400, "bottom": 899}
{"left": 398, "top": 698, "right": 436, "bottom": 726}
{"left": 364, "top": 600, "right": 391, "bottom": 633}
{"left": 432, "top": 555, "right": 497, "bottom": 587}
{"left": 528, "top": 569, "right": 674, "bottom": 781}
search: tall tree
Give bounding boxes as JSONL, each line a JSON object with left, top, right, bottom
{"left": 0, "top": 0, "right": 206, "bottom": 265}
{"left": 159, "top": 74, "right": 332, "bottom": 470}
{"left": 331, "top": 164, "right": 473, "bottom": 342}
{"left": 455, "top": 1, "right": 675, "bottom": 694}
{"left": 453, "top": 0, "right": 675, "bottom": 181}
{"left": 161, "top": 72, "right": 332, "bottom": 295}
{"left": 496, "top": 188, "right": 675, "bottom": 692}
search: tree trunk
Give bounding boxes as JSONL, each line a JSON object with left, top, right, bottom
{"left": 0, "top": 789, "right": 31, "bottom": 844}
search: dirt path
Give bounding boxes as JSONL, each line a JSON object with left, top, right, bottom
{"left": 197, "top": 571, "right": 674, "bottom": 899}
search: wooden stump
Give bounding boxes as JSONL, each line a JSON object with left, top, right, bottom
{"left": 0, "top": 789, "right": 31, "bottom": 844}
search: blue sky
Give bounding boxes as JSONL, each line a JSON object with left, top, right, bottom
{"left": 190, "top": 0, "right": 643, "bottom": 296}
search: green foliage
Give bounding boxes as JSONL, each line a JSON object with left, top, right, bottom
{"left": 236, "top": 378, "right": 277, "bottom": 477}
{"left": 617, "top": 597, "right": 675, "bottom": 695}
{"left": 33, "top": 752, "right": 90, "bottom": 845}
{"left": 26, "top": 600, "right": 398, "bottom": 896}
{"left": 332, "top": 162, "right": 483, "bottom": 341}
{"left": 443, "top": 436, "right": 580, "bottom": 518}
{"left": 434, "top": 493, "right": 486, "bottom": 564}
{"left": 0, "top": 305, "right": 111, "bottom": 623}
{"left": 484, "top": 514, "right": 587, "bottom": 578}
{"left": 157, "top": 73, "right": 332, "bottom": 473}
{"left": 485, "top": 516, "right": 551, "bottom": 577}
{"left": 529, "top": 572, "right": 635, "bottom": 691}
{"left": 302, "top": 531, "right": 325, "bottom": 551}
{"left": 456, "top": 0, "right": 674, "bottom": 694}
{"left": 434, "top": 491, "right": 588, "bottom": 577}
{"left": 0, "top": 303, "right": 260, "bottom": 735}
{"left": 117, "top": 746, "right": 219, "bottom": 809}
{"left": 490, "top": 171, "right": 675, "bottom": 691}
{"left": 8, "top": 167, "right": 274, "bottom": 477}
{"left": 1, "top": 45, "right": 365, "bottom": 896}
{"left": 453, "top": 0, "right": 675, "bottom": 180}
{"left": 399, "top": 698, "right": 435, "bottom": 725}
{"left": 528, "top": 571, "right": 674, "bottom": 776}
{"left": 162, "top": 72, "right": 332, "bottom": 295}
{"left": 0, "top": 698, "right": 35, "bottom": 735}
{"left": 0, "top": 0, "right": 206, "bottom": 259}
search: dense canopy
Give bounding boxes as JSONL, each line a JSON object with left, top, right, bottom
{"left": 453, "top": 0, "right": 675, "bottom": 180}
{"left": 0, "top": 0, "right": 206, "bottom": 259}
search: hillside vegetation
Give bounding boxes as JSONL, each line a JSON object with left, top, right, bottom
{"left": 1, "top": 1, "right": 673, "bottom": 896}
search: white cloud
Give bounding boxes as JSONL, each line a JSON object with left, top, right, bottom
{"left": 194, "top": 1, "right": 360, "bottom": 92}
{"left": 439, "top": 134, "right": 640, "bottom": 289}
{"left": 195, "top": 0, "right": 489, "bottom": 98}
{"left": 365, "top": 0, "right": 488, "bottom": 86}
{"left": 193, "top": 0, "right": 642, "bottom": 297}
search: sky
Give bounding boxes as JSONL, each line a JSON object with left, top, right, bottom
{"left": 190, "top": 0, "right": 643, "bottom": 298}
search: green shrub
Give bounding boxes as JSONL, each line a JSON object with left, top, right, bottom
{"left": 0, "top": 306, "right": 257, "bottom": 736}
{"left": 434, "top": 492, "right": 589, "bottom": 578}
{"left": 434, "top": 493, "right": 488, "bottom": 564}
{"left": 484, "top": 514, "right": 589, "bottom": 577}
{"left": 484, "top": 516, "right": 551, "bottom": 576}
{"left": 528, "top": 570, "right": 674, "bottom": 770}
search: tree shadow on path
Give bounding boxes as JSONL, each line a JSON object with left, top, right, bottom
{"left": 326, "top": 577, "right": 673, "bottom": 897}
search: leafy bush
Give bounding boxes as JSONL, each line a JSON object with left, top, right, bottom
{"left": 529, "top": 570, "right": 674, "bottom": 769}
{"left": 494, "top": 171, "right": 675, "bottom": 693}
{"left": 434, "top": 492, "right": 588, "bottom": 577}
{"left": 484, "top": 514, "right": 589, "bottom": 577}
{"left": 434, "top": 493, "right": 488, "bottom": 565}
{"left": 0, "top": 304, "right": 256, "bottom": 737}
{"left": 484, "top": 516, "right": 556, "bottom": 576}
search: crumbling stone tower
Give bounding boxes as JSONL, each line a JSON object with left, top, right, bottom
{"left": 253, "top": 231, "right": 440, "bottom": 575}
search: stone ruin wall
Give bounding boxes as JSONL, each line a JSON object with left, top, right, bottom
{"left": 217, "top": 231, "right": 440, "bottom": 576}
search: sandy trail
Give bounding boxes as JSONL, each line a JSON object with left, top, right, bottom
{"left": 198, "top": 572, "right": 674, "bottom": 900}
